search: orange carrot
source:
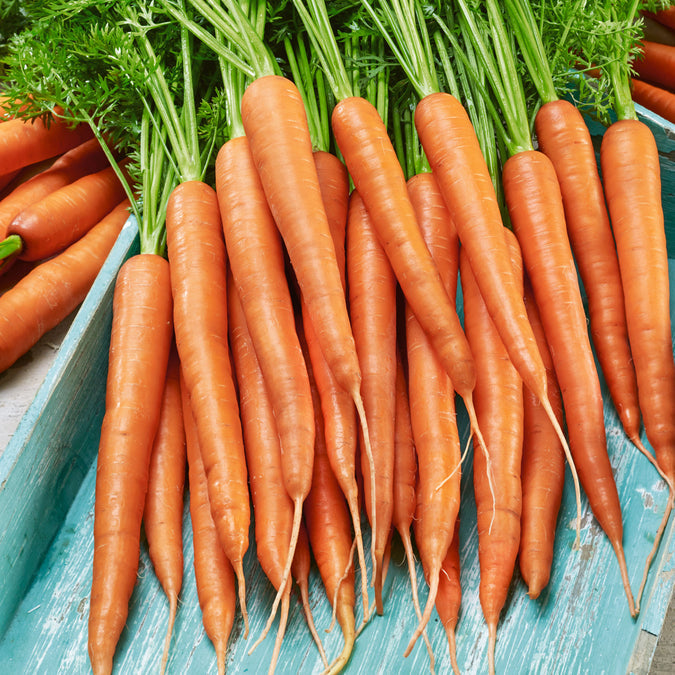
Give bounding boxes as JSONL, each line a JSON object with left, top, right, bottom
{"left": 0, "top": 200, "right": 130, "bottom": 374}
{"left": 460, "top": 228, "right": 524, "bottom": 675}
{"left": 392, "top": 347, "right": 433, "bottom": 668}
{"left": 519, "top": 276, "right": 565, "bottom": 599}
{"left": 0, "top": 114, "right": 93, "bottom": 175}
{"left": 5, "top": 161, "right": 129, "bottom": 262}
{"left": 534, "top": 99, "right": 642, "bottom": 451}
{"left": 215, "top": 135, "right": 313, "bottom": 644}
{"left": 346, "top": 188, "right": 397, "bottom": 616}
{"left": 143, "top": 343, "right": 186, "bottom": 675}
{"left": 304, "top": 149, "right": 370, "bottom": 619}
{"left": 303, "top": 342, "right": 357, "bottom": 675}
{"left": 0, "top": 170, "right": 20, "bottom": 195}
{"left": 631, "top": 77, "right": 675, "bottom": 124}
{"left": 0, "top": 137, "right": 110, "bottom": 237}
{"left": 403, "top": 171, "right": 462, "bottom": 658}
{"left": 650, "top": 7, "right": 675, "bottom": 32}
{"left": 88, "top": 252, "right": 173, "bottom": 675}
{"left": 182, "top": 371, "right": 236, "bottom": 675}
{"left": 165, "top": 180, "right": 250, "bottom": 634}
{"left": 634, "top": 40, "right": 675, "bottom": 92}
{"left": 503, "top": 149, "right": 635, "bottom": 616}
{"left": 600, "top": 118, "right": 675, "bottom": 609}
{"left": 227, "top": 275, "right": 317, "bottom": 672}
{"left": 434, "top": 519, "right": 462, "bottom": 675}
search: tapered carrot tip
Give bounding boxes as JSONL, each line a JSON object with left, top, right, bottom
{"left": 487, "top": 622, "right": 497, "bottom": 675}
{"left": 374, "top": 562, "right": 384, "bottom": 616}
{"left": 235, "top": 561, "right": 249, "bottom": 638}
{"left": 611, "top": 541, "right": 637, "bottom": 618}
{"left": 324, "top": 622, "right": 355, "bottom": 675}
{"left": 160, "top": 595, "right": 178, "bottom": 675}
{"left": 88, "top": 649, "right": 113, "bottom": 675}
{"left": 445, "top": 627, "right": 460, "bottom": 675}
{"left": 523, "top": 571, "right": 547, "bottom": 600}
{"left": 216, "top": 645, "right": 226, "bottom": 675}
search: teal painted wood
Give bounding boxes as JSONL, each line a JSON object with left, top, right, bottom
{"left": 0, "top": 112, "right": 674, "bottom": 674}
{"left": 0, "top": 218, "right": 139, "bottom": 638}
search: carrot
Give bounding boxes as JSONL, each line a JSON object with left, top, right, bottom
{"left": 88, "top": 252, "right": 173, "bottom": 675}
{"left": 227, "top": 275, "right": 316, "bottom": 672}
{"left": 0, "top": 200, "right": 130, "bottom": 374}
{"left": 519, "top": 276, "right": 565, "bottom": 599}
{"left": 0, "top": 114, "right": 93, "bottom": 175}
{"left": 346, "top": 188, "right": 397, "bottom": 616}
{"left": 215, "top": 134, "right": 314, "bottom": 647}
{"left": 182, "top": 371, "right": 236, "bottom": 675}
{"left": 403, "top": 171, "right": 463, "bottom": 659}
{"left": 600, "top": 117, "right": 675, "bottom": 610}
{"left": 460, "top": 228, "right": 524, "bottom": 675}
{"left": 650, "top": 7, "right": 675, "bottom": 33}
{"left": 631, "top": 77, "right": 675, "bottom": 124}
{"left": 0, "top": 170, "right": 21, "bottom": 195}
{"left": 392, "top": 347, "right": 434, "bottom": 669}
{"left": 2, "top": 160, "right": 129, "bottom": 263}
{"left": 305, "top": 149, "right": 370, "bottom": 619}
{"left": 165, "top": 180, "right": 250, "bottom": 635}
{"left": 303, "top": 338, "right": 356, "bottom": 675}
{"left": 533, "top": 98, "right": 643, "bottom": 451}
{"left": 634, "top": 40, "right": 675, "bottom": 93}
{"left": 143, "top": 343, "right": 186, "bottom": 675}
{"left": 434, "top": 519, "right": 462, "bottom": 675}
{"left": 0, "top": 137, "right": 110, "bottom": 237}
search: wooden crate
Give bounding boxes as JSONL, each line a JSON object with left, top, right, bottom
{"left": 0, "top": 107, "right": 673, "bottom": 674}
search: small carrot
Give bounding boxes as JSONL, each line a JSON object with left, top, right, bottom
{"left": 0, "top": 113, "right": 94, "bottom": 175}
{"left": 460, "top": 229, "right": 524, "bottom": 675}
{"left": 88, "top": 252, "right": 174, "bottom": 675}
{"left": 143, "top": 343, "right": 186, "bottom": 675}
{"left": 2, "top": 160, "right": 130, "bottom": 263}
{"left": 347, "top": 189, "right": 397, "bottom": 616}
{"left": 0, "top": 200, "right": 130, "bottom": 374}
{"left": 182, "top": 371, "right": 236, "bottom": 675}
{"left": 165, "top": 180, "right": 250, "bottom": 635}
{"left": 519, "top": 276, "right": 565, "bottom": 599}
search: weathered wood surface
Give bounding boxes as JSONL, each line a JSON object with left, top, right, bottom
{"left": 0, "top": 107, "right": 674, "bottom": 674}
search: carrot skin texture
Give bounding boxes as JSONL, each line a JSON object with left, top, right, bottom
{"left": 347, "top": 189, "right": 397, "bottom": 615}
{"left": 631, "top": 78, "right": 675, "bottom": 125}
{"left": 8, "top": 162, "right": 128, "bottom": 261}
{"left": 519, "top": 279, "right": 565, "bottom": 599}
{"left": 634, "top": 41, "right": 675, "bottom": 93}
{"left": 0, "top": 137, "right": 110, "bottom": 237}
{"left": 414, "top": 92, "right": 547, "bottom": 402}
{"left": 0, "top": 116, "right": 93, "bottom": 175}
{"left": 601, "top": 119, "right": 675, "bottom": 484}
{"left": 240, "top": 75, "right": 361, "bottom": 398}
{"left": 165, "top": 181, "right": 249, "bottom": 623}
{"left": 143, "top": 342, "right": 186, "bottom": 672}
{"left": 183, "top": 377, "right": 236, "bottom": 675}
{"left": 0, "top": 200, "right": 130, "bottom": 374}
{"left": 333, "top": 96, "right": 475, "bottom": 399}
{"left": 88, "top": 253, "right": 173, "bottom": 675}
{"left": 503, "top": 150, "right": 634, "bottom": 614}
{"left": 535, "top": 99, "right": 641, "bottom": 443}
{"left": 461, "top": 232, "right": 524, "bottom": 672}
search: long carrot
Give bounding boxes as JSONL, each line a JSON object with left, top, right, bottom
{"left": 631, "top": 77, "right": 675, "bottom": 124}
{"left": 519, "top": 276, "right": 566, "bottom": 599}
{"left": 165, "top": 180, "right": 250, "bottom": 634}
{"left": 0, "top": 113, "right": 93, "bottom": 175}
{"left": 650, "top": 6, "right": 675, "bottom": 32}
{"left": 403, "top": 171, "right": 463, "bottom": 659}
{"left": 0, "top": 200, "right": 130, "bottom": 374}
{"left": 601, "top": 116, "right": 675, "bottom": 610}
{"left": 143, "top": 343, "right": 186, "bottom": 675}
{"left": 346, "top": 188, "right": 397, "bottom": 616}
{"left": 88, "top": 252, "right": 173, "bottom": 675}
{"left": 0, "top": 137, "right": 110, "bottom": 237}
{"left": 634, "top": 40, "right": 675, "bottom": 92}
{"left": 227, "top": 275, "right": 316, "bottom": 672}
{"left": 461, "top": 228, "right": 524, "bottom": 675}
{"left": 2, "top": 161, "right": 129, "bottom": 263}
{"left": 182, "top": 372, "right": 236, "bottom": 675}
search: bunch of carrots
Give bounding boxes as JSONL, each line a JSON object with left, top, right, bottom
{"left": 1, "top": 0, "right": 674, "bottom": 674}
